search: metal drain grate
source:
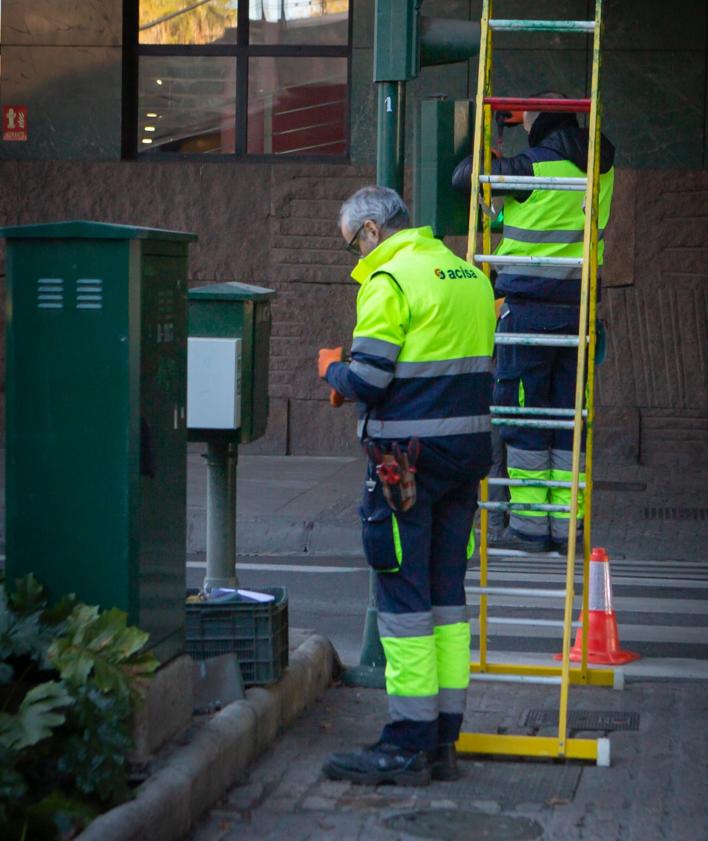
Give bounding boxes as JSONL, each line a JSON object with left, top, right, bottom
{"left": 523, "top": 709, "right": 639, "bottom": 731}
{"left": 383, "top": 811, "right": 544, "bottom": 841}
{"left": 643, "top": 507, "right": 707, "bottom": 522}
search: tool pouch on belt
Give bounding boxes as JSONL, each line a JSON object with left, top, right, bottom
{"left": 364, "top": 438, "right": 420, "bottom": 513}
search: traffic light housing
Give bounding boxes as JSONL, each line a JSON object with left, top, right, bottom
{"left": 374, "top": 1, "right": 481, "bottom": 82}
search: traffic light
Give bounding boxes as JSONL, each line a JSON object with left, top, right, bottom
{"left": 374, "top": 1, "right": 481, "bottom": 82}
{"left": 374, "top": 1, "right": 485, "bottom": 238}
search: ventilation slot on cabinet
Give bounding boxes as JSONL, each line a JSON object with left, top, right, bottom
{"left": 37, "top": 278, "right": 64, "bottom": 310}
{"left": 76, "top": 278, "right": 103, "bottom": 310}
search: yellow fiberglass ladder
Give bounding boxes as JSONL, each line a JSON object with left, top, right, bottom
{"left": 458, "top": 0, "right": 618, "bottom": 766}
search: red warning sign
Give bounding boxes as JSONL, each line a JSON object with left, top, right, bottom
{"left": 3, "top": 106, "right": 28, "bottom": 141}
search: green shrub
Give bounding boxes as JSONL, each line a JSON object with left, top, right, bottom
{"left": 0, "top": 574, "right": 159, "bottom": 840}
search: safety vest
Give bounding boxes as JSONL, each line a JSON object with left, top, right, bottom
{"left": 350, "top": 226, "right": 496, "bottom": 443}
{"left": 494, "top": 156, "right": 615, "bottom": 304}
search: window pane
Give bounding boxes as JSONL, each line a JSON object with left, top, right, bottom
{"left": 249, "top": 1, "right": 348, "bottom": 45}
{"left": 140, "top": 0, "right": 238, "bottom": 45}
{"left": 138, "top": 56, "right": 236, "bottom": 154}
{"left": 248, "top": 57, "right": 347, "bottom": 156}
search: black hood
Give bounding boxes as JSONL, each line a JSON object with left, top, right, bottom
{"left": 529, "top": 112, "right": 615, "bottom": 174}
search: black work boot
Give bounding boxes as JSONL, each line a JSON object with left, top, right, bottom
{"left": 490, "top": 527, "right": 552, "bottom": 554}
{"left": 428, "top": 743, "right": 461, "bottom": 781}
{"left": 323, "top": 741, "right": 431, "bottom": 786}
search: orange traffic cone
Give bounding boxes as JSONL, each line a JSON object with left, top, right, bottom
{"left": 556, "top": 547, "right": 640, "bottom": 665}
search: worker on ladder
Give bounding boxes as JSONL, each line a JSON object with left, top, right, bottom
{"left": 453, "top": 91, "right": 615, "bottom": 553}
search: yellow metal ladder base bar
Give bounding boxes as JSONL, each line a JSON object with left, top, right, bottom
{"left": 470, "top": 661, "right": 619, "bottom": 688}
{"left": 456, "top": 733, "right": 610, "bottom": 766}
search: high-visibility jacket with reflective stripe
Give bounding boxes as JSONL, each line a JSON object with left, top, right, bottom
{"left": 326, "top": 227, "right": 496, "bottom": 456}
{"left": 495, "top": 151, "right": 614, "bottom": 305}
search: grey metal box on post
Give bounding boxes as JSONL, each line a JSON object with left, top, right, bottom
{"left": 186, "top": 281, "right": 276, "bottom": 591}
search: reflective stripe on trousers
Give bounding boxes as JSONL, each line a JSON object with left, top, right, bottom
{"left": 378, "top": 611, "right": 438, "bottom": 723}
{"left": 549, "top": 448, "right": 585, "bottom": 540}
{"left": 507, "top": 445, "right": 584, "bottom": 537}
{"left": 378, "top": 606, "right": 470, "bottom": 723}
{"left": 433, "top": 605, "right": 469, "bottom": 716}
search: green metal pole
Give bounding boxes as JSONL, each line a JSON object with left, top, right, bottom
{"left": 204, "top": 439, "right": 239, "bottom": 592}
{"left": 376, "top": 81, "right": 406, "bottom": 192}
{"left": 343, "top": 80, "right": 406, "bottom": 691}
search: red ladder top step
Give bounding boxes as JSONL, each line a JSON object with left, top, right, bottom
{"left": 484, "top": 97, "right": 591, "bottom": 113}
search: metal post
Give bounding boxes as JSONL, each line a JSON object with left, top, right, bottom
{"left": 204, "top": 439, "right": 239, "bottom": 592}
{"left": 376, "top": 81, "right": 406, "bottom": 193}
{"left": 343, "top": 78, "right": 407, "bottom": 690}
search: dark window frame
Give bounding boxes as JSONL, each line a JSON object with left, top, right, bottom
{"left": 122, "top": 0, "right": 352, "bottom": 162}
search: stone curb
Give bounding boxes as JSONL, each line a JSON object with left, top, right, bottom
{"left": 76, "top": 635, "right": 337, "bottom": 841}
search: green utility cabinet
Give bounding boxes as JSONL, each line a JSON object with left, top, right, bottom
{"left": 187, "top": 282, "right": 275, "bottom": 444}
{"left": 2, "top": 220, "right": 196, "bottom": 662}
{"left": 414, "top": 97, "right": 503, "bottom": 238}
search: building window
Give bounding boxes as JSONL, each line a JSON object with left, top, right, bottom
{"left": 134, "top": 1, "right": 350, "bottom": 158}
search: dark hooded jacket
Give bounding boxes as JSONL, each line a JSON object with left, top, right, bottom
{"left": 452, "top": 112, "right": 615, "bottom": 198}
{"left": 452, "top": 113, "right": 615, "bottom": 305}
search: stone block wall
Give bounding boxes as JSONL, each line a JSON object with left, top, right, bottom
{"left": 596, "top": 170, "right": 708, "bottom": 467}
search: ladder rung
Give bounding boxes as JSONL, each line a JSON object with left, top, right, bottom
{"left": 489, "top": 19, "right": 595, "bottom": 33}
{"left": 483, "top": 97, "right": 591, "bottom": 113}
{"left": 492, "top": 418, "right": 576, "bottom": 430}
{"left": 470, "top": 673, "right": 562, "bottom": 685}
{"left": 491, "top": 406, "right": 587, "bottom": 417}
{"left": 494, "top": 333, "right": 581, "bottom": 347}
{"left": 480, "top": 175, "right": 587, "bottom": 192}
{"left": 487, "top": 478, "right": 586, "bottom": 490}
{"left": 478, "top": 502, "right": 572, "bottom": 513}
{"left": 486, "top": 617, "right": 582, "bottom": 629}
{"left": 467, "top": 586, "right": 568, "bottom": 599}
{"left": 475, "top": 255, "right": 583, "bottom": 267}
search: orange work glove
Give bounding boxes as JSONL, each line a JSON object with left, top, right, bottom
{"left": 318, "top": 346, "right": 344, "bottom": 379}
{"left": 330, "top": 389, "right": 345, "bottom": 407}
{"left": 497, "top": 109, "right": 523, "bottom": 127}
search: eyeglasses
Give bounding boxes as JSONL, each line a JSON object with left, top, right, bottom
{"left": 345, "top": 223, "right": 365, "bottom": 256}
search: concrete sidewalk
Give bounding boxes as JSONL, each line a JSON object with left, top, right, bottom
{"left": 187, "top": 449, "right": 363, "bottom": 557}
{"left": 187, "top": 447, "right": 707, "bottom": 562}
{"left": 188, "top": 675, "right": 708, "bottom": 841}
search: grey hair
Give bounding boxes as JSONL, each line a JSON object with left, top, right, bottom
{"left": 339, "top": 186, "right": 410, "bottom": 233}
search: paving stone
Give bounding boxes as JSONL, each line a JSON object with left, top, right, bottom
{"left": 225, "top": 782, "right": 264, "bottom": 809}
{"left": 192, "top": 675, "right": 707, "bottom": 841}
{"left": 302, "top": 795, "right": 338, "bottom": 811}
{"left": 429, "top": 799, "right": 458, "bottom": 810}
{"left": 318, "top": 779, "right": 352, "bottom": 798}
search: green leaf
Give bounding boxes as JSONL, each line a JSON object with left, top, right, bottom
{"left": 0, "top": 682, "right": 73, "bottom": 750}
{"left": 40, "top": 594, "right": 79, "bottom": 627}
{"left": 48, "top": 605, "right": 157, "bottom": 702}
{"left": 27, "top": 790, "right": 97, "bottom": 839}
{"left": 8, "top": 575, "right": 47, "bottom": 616}
{"left": 47, "top": 638, "right": 93, "bottom": 687}
{"left": 55, "top": 686, "right": 133, "bottom": 806}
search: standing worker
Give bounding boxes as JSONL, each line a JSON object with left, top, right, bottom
{"left": 317, "top": 186, "right": 496, "bottom": 786}
{"left": 452, "top": 92, "right": 615, "bottom": 553}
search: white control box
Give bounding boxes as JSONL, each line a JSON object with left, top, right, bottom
{"left": 187, "top": 337, "right": 242, "bottom": 430}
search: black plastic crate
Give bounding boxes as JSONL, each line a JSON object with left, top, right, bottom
{"left": 185, "top": 587, "right": 288, "bottom": 685}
